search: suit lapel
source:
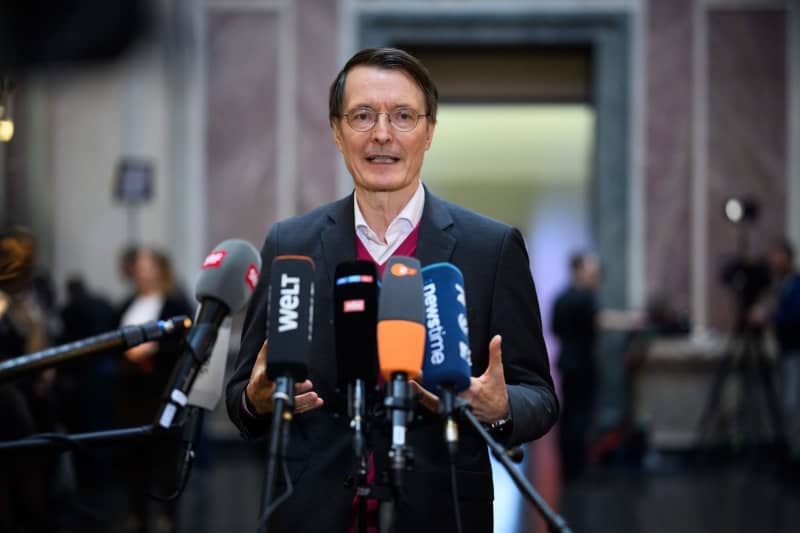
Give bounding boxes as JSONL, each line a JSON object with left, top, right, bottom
{"left": 416, "top": 188, "right": 456, "bottom": 266}
{"left": 320, "top": 193, "right": 357, "bottom": 287}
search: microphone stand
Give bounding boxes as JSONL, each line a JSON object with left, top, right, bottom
{"left": 0, "top": 421, "right": 201, "bottom": 505}
{"left": 348, "top": 378, "right": 369, "bottom": 533}
{"left": 0, "top": 425, "right": 155, "bottom": 453}
{"left": 380, "top": 374, "right": 414, "bottom": 533}
{"left": 355, "top": 451, "right": 369, "bottom": 533}
{"left": 151, "top": 407, "right": 205, "bottom": 503}
{"left": 258, "top": 375, "right": 294, "bottom": 533}
{"left": 348, "top": 381, "right": 395, "bottom": 533}
{"left": 437, "top": 388, "right": 464, "bottom": 533}
{"left": 0, "top": 316, "right": 191, "bottom": 383}
{"left": 454, "top": 400, "right": 573, "bottom": 533}
{"left": 350, "top": 379, "right": 367, "bottom": 458}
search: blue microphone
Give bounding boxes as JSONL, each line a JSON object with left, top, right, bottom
{"left": 421, "top": 262, "right": 472, "bottom": 455}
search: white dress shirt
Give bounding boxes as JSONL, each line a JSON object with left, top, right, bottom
{"left": 354, "top": 181, "right": 425, "bottom": 265}
{"left": 120, "top": 293, "right": 164, "bottom": 326}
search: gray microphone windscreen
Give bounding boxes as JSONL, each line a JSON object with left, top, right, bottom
{"left": 195, "top": 239, "right": 262, "bottom": 313}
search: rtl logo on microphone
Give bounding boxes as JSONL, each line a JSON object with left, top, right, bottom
{"left": 202, "top": 250, "right": 227, "bottom": 269}
{"left": 245, "top": 264, "right": 259, "bottom": 291}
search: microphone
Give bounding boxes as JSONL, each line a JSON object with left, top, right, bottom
{"left": 421, "top": 262, "right": 472, "bottom": 457}
{"left": 157, "top": 239, "right": 261, "bottom": 429}
{"left": 421, "top": 263, "right": 524, "bottom": 464}
{"left": 259, "top": 255, "right": 314, "bottom": 532}
{"left": 334, "top": 260, "right": 379, "bottom": 459}
{"left": 186, "top": 317, "right": 232, "bottom": 411}
{"left": 0, "top": 315, "right": 192, "bottom": 383}
{"left": 265, "top": 255, "right": 314, "bottom": 386}
{"left": 377, "top": 256, "right": 425, "bottom": 479}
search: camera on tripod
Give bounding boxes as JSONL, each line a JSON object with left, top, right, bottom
{"left": 719, "top": 197, "right": 771, "bottom": 312}
{"left": 697, "top": 197, "right": 786, "bottom": 452}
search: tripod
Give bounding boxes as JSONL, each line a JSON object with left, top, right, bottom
{"left": 697, "top": 305, "right": 786, "bottom": 455}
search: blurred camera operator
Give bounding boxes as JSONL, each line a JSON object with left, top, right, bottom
{"left": 766, "top": 239, "right": 800, "bottom": 470}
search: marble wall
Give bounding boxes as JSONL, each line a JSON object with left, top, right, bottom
{"left": 206, "top": 0, "right": 341, "bottom": 254}
{"left": 706, "top": 8, "right": 787, "bottom": 329}
{"left": 3, "top": 0, "right": 793, "bottom": 329}
{"left": 295, "top": 0, "right": 341, "bottom": 214}
{"left": 645, "top": 0, "right": 790, "bottom": 332}
{"left": 646, "top": 0, "right": 694, "bottom": 317}
{"left": 207, "top": 11, "right": 281, "bottom": 249}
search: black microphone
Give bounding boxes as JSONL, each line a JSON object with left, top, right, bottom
{"left": 0, "top": 315, "right": 192, "bottom": 383}
{"left": 156, "top": 239, "right": 262, "bottom": 429}
{"left": 334, "top": 260, "right": 379, "bottom": 458}
{"left": 259, "top": 255, "right": 314, "bottom": 532}
{"left": 377, "top": 256, "right": 425, "bottom": 480}
{"left": 265, "top": 255, "right": 314, "bottom": 386}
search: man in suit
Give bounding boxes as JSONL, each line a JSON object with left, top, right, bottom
{"left": 226, "top": 48, "right": 558, "bottom": 532}
{"left": 552, "top": 253, "right": 599, "bottom": 481}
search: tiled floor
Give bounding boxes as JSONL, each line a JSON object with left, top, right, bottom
{"left": 68, "top": 440, "right": 800, "bottom": 532}
{"left": 557, "top": 462, "right": 800, "bottom": 533}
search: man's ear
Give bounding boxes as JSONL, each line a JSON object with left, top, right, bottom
{"left": 424, "top": 121, "right": 436, "bottom": 151}
{"left": 331, "top": 121, "right": 345, "bottom": 153}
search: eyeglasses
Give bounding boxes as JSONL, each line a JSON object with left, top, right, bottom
{"left": 341, "top": 107, "right": 429, "bottom": 132}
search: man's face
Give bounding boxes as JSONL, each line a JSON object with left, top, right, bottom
{"left": 577, "top": 258, "right": 601, "bottom": 291}
{"left": 332, "top": 66, "right": 435, "bottom": 195}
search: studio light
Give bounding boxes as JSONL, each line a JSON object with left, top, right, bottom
{"left": 0, "top": 75, "right": 13, "bottom": 142}
{"left": 723, "top": 197, "right": 758, "bottom": 224}
{"left": 0, "top": 119, "right": 13, "bottom": 142}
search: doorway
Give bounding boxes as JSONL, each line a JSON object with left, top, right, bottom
{"left": 358, "top": 11, "right": 631, "bottom": 531}
{"left": 415, "top": 46, "right": 595, "bottom": 533}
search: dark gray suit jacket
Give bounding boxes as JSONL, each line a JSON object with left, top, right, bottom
{"left": 226, "top": 190, "right": 558, "bottom": 533}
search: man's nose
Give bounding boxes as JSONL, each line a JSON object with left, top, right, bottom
{"left": 371, "top": 113, "right": 392, "bottom": 144}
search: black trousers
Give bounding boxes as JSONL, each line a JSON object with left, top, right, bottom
{"left": 559, "top": 370, "right": 595, "bottom": 480}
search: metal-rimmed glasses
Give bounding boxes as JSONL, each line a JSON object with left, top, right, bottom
{"left": 341, "top": 107, "right": 429, "bottom": 132}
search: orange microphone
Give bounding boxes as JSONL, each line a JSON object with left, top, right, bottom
{"left": 376, "top": 256, "right": 425, "bottom": 484}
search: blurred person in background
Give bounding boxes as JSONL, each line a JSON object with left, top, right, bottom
{"left": 119, "top": 244, "right": 140, "bottom": 287}
{"left": 553, "top": 253, "right": 644, "bottom": 479}
{"left": 766, "top": 239, "right": 800, "bottom": 472}
{"left": 59, "top": 276, "right": 118, "bottom": 495}
{"left": 0, "top": 227, "right": 60, "bottom": 531}
{"left": 59, "top": 276, "right": 118, "bottom": 431}
{"left": 115, "top": 247, "right": 192, "bottom": 533}
{"left": 552, "top": 253, "right": 600, "bottom": 481}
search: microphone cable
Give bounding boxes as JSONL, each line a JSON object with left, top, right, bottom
{"left": 448, "top": 454, "right": 464, "bottom": 533}
{"left": 148, "top": 449, "right": 195, "bottom": 503}
{"left": 150, "top": 331, "right": 202, "bottom": 503}
{"left": 255, "top": 456, "right": 294, "bottom": 531}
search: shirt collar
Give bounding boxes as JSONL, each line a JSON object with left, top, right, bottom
{"left": 354, "top": 181, "right": 425, "bottom": 244}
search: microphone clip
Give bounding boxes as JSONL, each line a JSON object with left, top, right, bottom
{"left": 271, "top": 376, "right": 296, "bottom": 418}
{"left": 383, "top": 392, "right": 415, "bottom": 412}
{"left": 387, "top": 444, "right": 414, "bottom": 470}
{"left": 437, "top": 390, "right": 469, "bottom": 417}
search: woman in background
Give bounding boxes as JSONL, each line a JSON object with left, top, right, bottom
{"left": 116, "top": 247, "right": 192, "bottom": 533}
